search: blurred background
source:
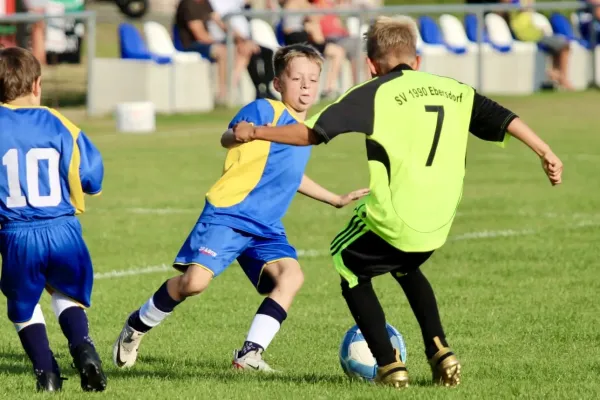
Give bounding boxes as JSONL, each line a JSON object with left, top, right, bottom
{"left": 1, "top": 0, "right": 597, "bottom": 116}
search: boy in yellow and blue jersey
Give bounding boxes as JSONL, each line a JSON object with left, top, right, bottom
{"left": 0, "top": 47, "right": 106, "bottom": 392}
{"left": 114, "top": 44, "right": 369, "bottom": 372}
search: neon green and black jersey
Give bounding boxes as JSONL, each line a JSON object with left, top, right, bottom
{"left": 305, "top": 64, "right": 517, "bottom": 252}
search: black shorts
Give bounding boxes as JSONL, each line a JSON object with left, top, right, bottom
{"left": 331, "top": 215, "right": 433, "bottom": 288}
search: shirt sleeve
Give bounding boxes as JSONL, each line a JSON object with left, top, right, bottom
{"left": 228, "top": 99, "right": 274, "bottom": 129}
{"left": 304, "top": 81, "right": 378, "bottom": 144}
{"left": 76, "top": 132, "right": 104, "bottom": 195}
{"left": 469, "top": 92, "right": 518, "bottom": 144}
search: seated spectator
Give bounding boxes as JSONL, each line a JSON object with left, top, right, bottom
{"left": 23, "top": 0, "right": 47, "bottom": 64}
{"left": 281, "top": 0, "right": 346, "bottom": 99}
{"left": 578, "top": 0, "right": 600, "bottom": 44}
{"left": 311, "top": 0, "right": 369, "bottom": 83}
{"left": 174, "top": 0, "right": 230, "bottom": 104}
{"left": 507, "top": 0, "right": 574, "bottom": 90}
{"left": 209, "top": 0, "right": 277, "bottom": 99}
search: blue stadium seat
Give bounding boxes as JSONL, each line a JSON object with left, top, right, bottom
{"left": 118, "top": 23, "right": 171, "bottom": 64}
{"left": 419, "top": 16, "right": 444, "bottom": 45}
{"left": 465, "top": 14, "right": 510, "bottom": 53}
{"left": 172, "top": 25, "right": 185, "bottom": 52}
{"left": 550, "top": 13, "right": 590, "bottom": 49}
{"left": 420, "top": 15, "right": 465, "bottom": 54}
{"left": 274, "top": 21, "right": 286, "bottom": 46}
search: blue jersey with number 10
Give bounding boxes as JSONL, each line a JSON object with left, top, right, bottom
{"left": 0, "top": 105, "right": 103, "bottom": 224}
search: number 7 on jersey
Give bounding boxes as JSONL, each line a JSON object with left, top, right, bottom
{"left": 425, "top": 105, "right": 445, "bottom": 167}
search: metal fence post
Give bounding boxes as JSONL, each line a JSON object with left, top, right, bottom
{"left": 591, "top": 4, "right": 598, "bottom": 89}
{"left": 476, "top": 8, "right": 484, "bottom": 92}
{"left": 355, "top": 12, "right": 364, "bottom": 85}
{"left": 226, "top": 17, "right": 235, "bottom": 107}
{"left": 86, "top": 12, "right": 96, "bottom": 116}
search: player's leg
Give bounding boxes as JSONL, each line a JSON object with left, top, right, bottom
{"left": 331, "top": 217, "right": 408, "bottom": 388}
{"left": 392, "top": 266, "right": 461, "bottom": 387}
{"left": 0, "top": 227, "right": 61, "bottom": 392}
{"left": 114, "top": 223, "right": 249, "bottom": 368}
{"left": 45, "top": 217, "right": 107, "bottom": 392}
{"left": 234, "top": 239, "right": 302, "bottom": 371}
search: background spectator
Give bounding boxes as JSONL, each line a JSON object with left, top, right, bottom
{"left": 281, "top": 0, "right": 345, "bottom": 99}
{"left": 508, "top": 0, "right": 574, "bottom": 90}
{"left": 174, "top": 0, "right": 230, "bottom": 104}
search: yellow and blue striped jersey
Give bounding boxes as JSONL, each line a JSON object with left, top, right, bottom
{"left": 200, "top": 99, "right": 312, "bottom": 237}
{"left": 0, "top": 105, "right": 103, "bottom": 224}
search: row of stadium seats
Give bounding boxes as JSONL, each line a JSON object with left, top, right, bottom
{"left": 88, "top": 12, "right": 600, "bottom": 116}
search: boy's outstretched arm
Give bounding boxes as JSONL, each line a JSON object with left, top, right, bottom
{"left": 506, "top": 118, "right": 563, "bottom": 185}
{"left": 468, "top": 92, "right": 563, "bottom": 186}
{"left": 298, "top": 175, "right": 370, "bottom": 208}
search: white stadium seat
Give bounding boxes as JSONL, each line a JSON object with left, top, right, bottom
{"left": 250, "top": 18, "right": 280, "bottom": 51}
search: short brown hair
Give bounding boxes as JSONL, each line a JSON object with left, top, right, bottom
{"left": 273, "top": 44, "right": 324, "bottom": 78}
{"left": 0, "top": 47, "right": 41, "bottom": 103}
{"left": 365, "top": 16, "right": 418, "bottom": 65}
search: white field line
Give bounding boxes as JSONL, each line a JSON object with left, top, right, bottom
{"left": 94, "top": 221, "right": 600, "bottom": 281}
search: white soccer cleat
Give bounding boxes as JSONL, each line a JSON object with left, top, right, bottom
{"left": 231, "top": 349, "right": 277, "bottom": 373}
{"left": 113, "top": 319, "right": 145, "bottom": 368}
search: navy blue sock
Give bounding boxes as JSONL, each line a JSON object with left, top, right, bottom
{"left": 58, "top": 307, "right": 93, "bottom": 352}
{"left": 256, "top": 297, "right": 287, "bottom": 323}
{"left": 18, "top": 324, "right": 55, "bottom": 373}
{"left": 238, "top": 298, "right": 287, "bottom": 358}
{"left": 128, "top": 281, "right": 182, "bottom": 333}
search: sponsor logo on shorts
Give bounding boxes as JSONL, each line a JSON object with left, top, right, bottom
{"left": 199, "top": 247, "right": 217, "bottom": 257}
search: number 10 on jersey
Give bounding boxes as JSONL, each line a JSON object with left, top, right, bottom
{"left": 2, "top": 148, "right": 62, "bottom": 208}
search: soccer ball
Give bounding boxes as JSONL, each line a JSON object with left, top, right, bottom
{"left": 339, "top": 323, "right": 407, "bottom": 381}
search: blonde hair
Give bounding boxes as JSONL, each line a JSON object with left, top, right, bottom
{"left": 273, "top": 43, "right": 324, "bottom": 78}
{"left": 365, "top": 16, "right": 418, "bottom": 66}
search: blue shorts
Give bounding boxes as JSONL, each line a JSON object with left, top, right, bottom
{"left": 173, "top": 222, "right": 297, "bottom": 294}
{"left": 185, "top": 41, "right": 216, "bottom": 61}
{"left": 0, "top": 216, "right": 93, "bottom": 323}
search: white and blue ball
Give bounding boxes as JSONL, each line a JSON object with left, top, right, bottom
{"left": 339, "top": 323, "right": 407, "bottom": 381}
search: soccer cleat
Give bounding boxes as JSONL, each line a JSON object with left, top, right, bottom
{"left": 35, "top": 370, "right": 63, "bottom": 392}
{"left": 113, "top": 318, "right": 145, "bottom": 368}
{"left": 374, "top": 350, "right": 409, "bottom": 389}
{"left": 232, "top": 348, "right": 276, "bottom": 372}
{"left": 71, "top": 342, "right": 107, "bottom": 392}
{"left": 35, "top": 353, "right": 64, "bottom": 392}
{"left": 428, "top": 337, "right": 461, "bottom": 387}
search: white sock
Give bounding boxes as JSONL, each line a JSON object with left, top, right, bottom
{"left": 51, "top": 291, "right": 81, "bottom": 318}
{"left": 245, "top": 314, "right": 281, "bottom": 351}
{"left": 139, "top": 297, "right": 171, "bottom": 328}
{"left": 14, "top": 304, "right": 46, "bottom": 332}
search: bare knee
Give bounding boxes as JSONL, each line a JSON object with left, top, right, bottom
{"left": 176, "top": 265, "right": 213, "bottom": 297}
{"left": 269, "top": 261, "right": 304, "bottom": 295}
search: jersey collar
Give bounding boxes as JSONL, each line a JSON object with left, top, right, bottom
{"left": 390, "top": 63, "right": 413, "bottom": 73}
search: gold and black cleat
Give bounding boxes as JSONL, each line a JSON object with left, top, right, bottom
{"left": 374, "top": 350, "right": 409, "bottom": 389}
{"left": 428, "top": 337, "right": 461, "bottom": 387}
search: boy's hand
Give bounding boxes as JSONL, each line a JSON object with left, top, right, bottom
{"left": 233, "top": 121, "right": 256, "bottom": 143}
{"left": 541, "top": 150, "right": 563, "bottom": 186}
{"left": 334, "top": 188, "right": 370, "bottom": 208}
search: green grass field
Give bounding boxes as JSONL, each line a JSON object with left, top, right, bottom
{"left": 0, "top": 90, "right": 599, "bottom": 399}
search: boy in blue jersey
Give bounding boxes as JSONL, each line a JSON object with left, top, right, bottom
{"left": 113, "top": 44, "right": 369, "bottom": 371}
{"left": 0, "top": 47, "right": 107, "bottom": 392}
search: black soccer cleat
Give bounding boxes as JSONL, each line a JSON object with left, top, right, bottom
{"left": 71, "top": 342, "right": 107, "bottom": 392}
{"left": 35, "top": 370, "right": 63, "bottom": 392}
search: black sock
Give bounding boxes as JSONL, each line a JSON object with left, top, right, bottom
{"left": 18, "top": 324, "right": 55, "bottom": 373}
{"left": 58, "top": 307, "right": 94, "bottom": 353}
{"left": 393, "top": 269, "right": 448, "bottom": 359}
{"left": 128, "top": 281, "right": 182, "bottom": 333}
{"left": 341, "top": 279, "right": 397, "bottom": 367}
